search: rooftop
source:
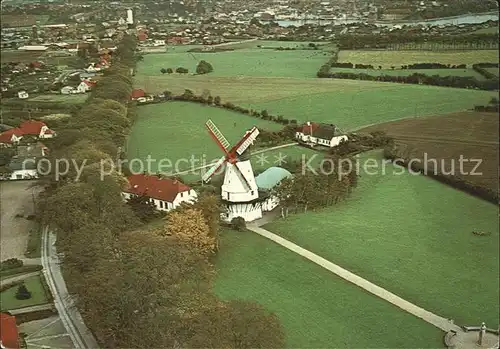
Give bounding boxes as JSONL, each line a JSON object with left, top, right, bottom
{"left": 255, "top": 166, "right": 292, "bottom": 190}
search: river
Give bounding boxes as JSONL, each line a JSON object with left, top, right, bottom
{"left": 263, "top": 12, "right": 499, "bottom": 28}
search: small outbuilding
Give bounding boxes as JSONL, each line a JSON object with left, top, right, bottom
{"left": 255, "top": 166, "right": 292, "bottom": 212}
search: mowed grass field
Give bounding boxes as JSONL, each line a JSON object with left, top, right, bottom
{"left": 27, "top": 94, "right": 88, "bottom": 105}
{"left": 215, "top": 229, "right": 444, "bottom": 348}
{"left": 127, "top": 102, "right": 283, "bottom": 174}
{"left": 264, "top": 151, "right": 499, "bottom": 327}
{"left": 330, "top": 67, "right": 486, "bottom": 80}
{"left": 337, "top": 50, "right": 499, "bottom": 69}
{"left": 360, "top": 111, "right": 499, "bottom": 193}
{"left": 139, "top": 49, "right": 330, "bottom": 78}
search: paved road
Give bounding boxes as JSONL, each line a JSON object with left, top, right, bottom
{"left": 212, "top": 38, "right": 258, "bottom": 47}
{"left": 172, "top": 142, "right": 299, "bottom": 176}
{"left": 41, "top": 227, "right": 99, "bottom": 349}
{"left": 247, "top": 222, "right": 462, "bottom": 333}
{"left": 0, "top": 271, "right": 40, "bottom": 286}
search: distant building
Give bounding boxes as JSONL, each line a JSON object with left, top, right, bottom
{"left": 17, "top": 91, "right": 29, "bottom": 99}
{"left": 122, "top": 174, "right": 198, "bottom": 211}
{"left": 126, "top": 9, "right": 134, "bottom": 25}
{"left": 295, "top": 122, "right": 348, "bottom": 147}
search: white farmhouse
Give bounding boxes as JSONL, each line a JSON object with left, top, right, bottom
{"left": 122, "top": 174, "right": 198, "bottom": 211}
{"left": 17, "top": 91, "right": 29, "bottom": 99}
{"left": 76, "top": 80, "right": 95, "bottom": 93}
{"left": 295, "top": 122, "right": 348, "bottom": 147}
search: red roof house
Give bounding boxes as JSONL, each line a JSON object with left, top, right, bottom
{"left": 0, "top": 128, "right": 24, "bottom": 146}
{"left": 19, "top": 120, "right": 55, "bottom": 139}
{"left": 130, "top": 88, "right": 145, "bottom": 100}
{"left": 137, "top": 32, "right": 148, "bottom": 41}
{"left": 0, "top": 313, "right": 20, "bottom": 349}
{"left": 123, "top": 174, "right": 197, "bottom": 211}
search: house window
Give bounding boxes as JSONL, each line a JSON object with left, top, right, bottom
{"left": 251, "top": 190, "right": 254, "bottom": 195}
{"left": 181, "top": 192, "right": 184, "bottom": 198}
{"left": 160, "top": 201, "right": 164, "bottom": 209}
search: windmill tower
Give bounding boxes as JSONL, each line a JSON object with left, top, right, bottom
{"left": 202, "top": 120, "right": 263, "bottom": 222}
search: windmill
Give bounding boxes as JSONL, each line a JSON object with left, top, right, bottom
{"left": 202, "top": 119, "right": 264, "bottom": 222}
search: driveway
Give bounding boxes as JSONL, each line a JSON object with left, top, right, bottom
{"left": 0, "top": 181, "right": 42, "bottom": 260}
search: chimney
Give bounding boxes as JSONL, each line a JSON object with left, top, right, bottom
{"left": 306, "top": 121, "right": 310, "bottom": 126}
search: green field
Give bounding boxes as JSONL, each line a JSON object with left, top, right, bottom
{"left": 244, "top": 85, "right": 496, "bottom": 130}
{"left": 126, "top": 102, "right": 323, "bottom": 176}
{"left": 138, "top": 49, "right": 330, "bottom": 78}
{"left": 484, "top": 67, "right": 499, "bottom": 77}
{"left": 215, "top": 229, "right": 444, "bottom": 348}
{"left": 264, "top": 151, "right": 500, "bottom": 327}
{"left": 1, "top": 275, "right": 50, "bottom": 310}
{"left": 329, "top": 67, "right": 486, "bottom": 80}
{"left": 126, "top": 102, "right": 281, "bottom": 173}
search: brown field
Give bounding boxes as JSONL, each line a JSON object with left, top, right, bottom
{"left": 359, "top": 111, "right": 499, "bottom": 194}
{"left": 338, "top": 50, "right": 500, "bottom": 69}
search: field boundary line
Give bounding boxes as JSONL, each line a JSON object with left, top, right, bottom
{"left": 247, "top": 224, "right": 462, "bottom": 333}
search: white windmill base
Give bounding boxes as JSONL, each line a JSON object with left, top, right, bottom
{"left": 221, "top": 202, "right": 263, "bottom": 223}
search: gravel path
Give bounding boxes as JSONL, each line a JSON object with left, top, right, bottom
{"left": 0, "top": 181, "right": 41, "bottom": 260}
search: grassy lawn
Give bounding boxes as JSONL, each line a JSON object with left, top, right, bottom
{"left": 484, "top": 67, "right": 499, "bottom": 77}
{"left": 1, "top": 275, "right": 50, "bottom": 311}
{"left": 27, "top": 94, "right": 88, "bottom": 105}
{"left": 329, "top": 67, "right": 486, "bottom": 80}
{"left": 337, "top": 50, "right": 499, "bottom": 69}
{"left": 215, "top": 229, "right": 444, "bottom": 348}
{"left": 25, "top": 228, "right": 41, "bottom": 258}
{"left": 244, "top": 85, "right": 496, "bottom": 130}
{"left": 137, "top": 49, "right": 331, "bottom": 78}
{"left": 127, "top": 102, "right": 283, "bottom": 174}
{"left": 263, "top": 150, "right": 499, "bottom": 327}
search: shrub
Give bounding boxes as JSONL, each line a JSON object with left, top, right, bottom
{"left": 15, "top": 283, "right": 32, "bottom": 300}
{"left": 231, "top": 217, "right": 246, "bottom": 231}
{"left": 1, "top": 258, "right": 23, "bottom": 271}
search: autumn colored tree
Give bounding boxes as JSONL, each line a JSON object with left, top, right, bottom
{"left": 163, "top": 208, "right": 217, "bottom": 256}
{"left": 181, "top": 300, "right": 286, "bottom": 348}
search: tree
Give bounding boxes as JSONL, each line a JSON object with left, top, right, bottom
{"left": 160, "top": 68, "right": 167, "bottom": 74}
{"left": 214, "top": 96, "right": 221, "bottom": 106}
{"left": 127, "top": 195, "right": 161, "bottom": 223}
{"left": 261, "top": 109, "right": 269, "bottom": 119}
{"left": 166, "top": 68, "right": 173, "bottom": 74}
{"left": 231, "top": 217, "right": 246, "bottom": 231}
{"left": 196, "top": 60, "right": 214, "bottom": 75}
{"left": 163, "top": 208, "right": 217, "bottom": 256}
{"left": 15, "top": 283, "right": 32, "bottom": 300}
{"left": 181, "top": 300, "right": 286, "bottom": 348}
{"left": 176, "top": 67, "right": 188, "bottom": 74}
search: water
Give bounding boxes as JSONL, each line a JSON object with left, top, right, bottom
{"left": 265, "top": 12, "right": 499, "bottom": 28}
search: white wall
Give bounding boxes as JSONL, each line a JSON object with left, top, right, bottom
{"left": 223, "top": 203, "right": 262, "bottom": 222}
{"left": 9, "top": 169, "right": 38, "bottom": 180}
{"left": 261, "top": 195, "right": 279, "bottom": 212}
{"left": 122, "top": 189, "right": 198, "bottom": 212}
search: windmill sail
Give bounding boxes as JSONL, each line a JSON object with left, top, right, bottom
{"left": 202, "top": 156, "right": 226, "bottom": 183}
{"left": 236, "top": 127, "right": 259, "bottom": 155}
{"left": 206, "top": 119, "right": 230, "bottom": 151}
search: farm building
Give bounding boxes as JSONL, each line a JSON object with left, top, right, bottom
{"left": 77, "top": 80, "right": 96, "bottom": 93}
{"left": 17, "top": 91, "right": 28, "bottom": 99}
{"left": 295, "top": 122, "right": 348, "bottom": 147}
{"left": 18, "top": 120, "right": 55, "bottom": 139}
{"left": 17, "top": 45, "right": 47, "bottom": 51}
{"left": 130, "top": 88, "right": 146, "bottom": 100}
{"left": 0, "top": 312, "right": 20, "bottom": 349}
{"left": 5, "top": 156, "right": 39, "bottom": 180}
{"left": 60, "top": 86, "right": 75, "bottom": 94}
{"left": 0, "top": 128, "right": 23, "bottom": 147}
{"left": 255, "top": 166, "right": 292, "bottom": 212}
{"left": 122, "top": 174, "right": 198, "bottom": 211}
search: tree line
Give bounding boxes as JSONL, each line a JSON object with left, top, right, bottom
{"left": 337, "top": 33, "right": 499, "bottom": 50}
{"left": 472, "top": 63, "right": 499, "bottom": 80}
{"left": 36, "top": 34, "right": 286, "bottom": 349}
{"left": 318, "top": 70, "right": 499, "bottom": 91}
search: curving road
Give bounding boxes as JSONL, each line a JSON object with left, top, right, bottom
{"left": 41, "top": 227, "right": 99, "bottom": 349}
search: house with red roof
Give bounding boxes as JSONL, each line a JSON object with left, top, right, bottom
{"left": 295, "top": 121, "right": 348, "bottom": 148}
{"left": 122, "top": 174, "right": 198, "bottom": 211}
{"left": 130, "top": 88, "right": 145, "bottom": 100}
{"left": 0, "top": 128, "right": 23, "bottom": 147}
{"left": 19, "top": 120, "right": 55, "bottom": 139}
{"left": 77, "top": 79, "right": 96, "bottom": 93}
{"left": 0, "top": 313, "right": 20, "bottom": 349}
